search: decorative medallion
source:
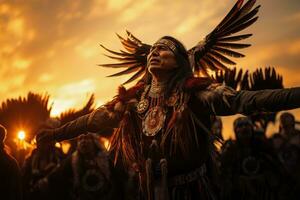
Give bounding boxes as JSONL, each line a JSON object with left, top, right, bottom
{"left": 242, "top": 156, "right": 260, "bottom": 176}
{"left": 136, "top": 98, "right": 149, "bottom": 114}
{"left": 143, "top": 106, "right": 166, "bottom": 136}
{"left": 82, "top": 169, "right": 105, "bottom": 192}
{"left": 279, "top": 145, "right": 299, "bottom": 165}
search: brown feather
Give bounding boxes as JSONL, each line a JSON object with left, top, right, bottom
{"left": 206, "top": 53, "right": 229, "bottom": 71}
{"left": 214, "top": 0, "right": 244, "bottom": 33}
{"left": 220, "top": 16, "right": 258, "bottom": 37}
{"left": 203, "top": 56, "right": 218, "bottom": 71}
{"left": 218, "top": 34, "right": 252, "bottom": 42}
{"left": 123, "top": 68, "right": 145, "bottom": 85}
{"left": 103, "top": 54, "right": 137, "bottom": 61}
{"left": 210, "top": 49, "right": 237, "bottom": 65}
{"left": 216, "top": 42, "right": 251, "bottom": 49}
{"left": 212, "top": 47, "right": 244, "bottom": 58}
{"left": 99, "top": 61, "right": 139, "bottom": 68}
{"left": 116, "top": 33, "right": 138, "bottom": 47}
{"left": 107, "top": 64, "right": 141, "bottom": 77}
{"left": 236, "top": 0, "right": 257, "bottom": 21}
{"left": 220, "top": 5, "right": 260, "bottom": 36}
{"left": 100, "top": 44, "right": 130, "bottom": 56}
{"left": 126, "top": 30, "right": 142, "bottom": 44}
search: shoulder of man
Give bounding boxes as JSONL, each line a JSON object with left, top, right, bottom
{"left": 117, "top": 81, "right": 145, "bottom": 102}
{"left": 104, "top": 82, "right": 145, "bottom": 111}
{"left": 183, "top": 77, "right": 213, "bottom": 92}
{"left": 184, "top": 77, "right": 237, "bottom": 109}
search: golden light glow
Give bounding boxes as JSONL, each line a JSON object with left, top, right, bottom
{"left": 100, "top": 137, "right": 110, "bottom": 150}
{"left": 17, "top": 130, "right": 25, "bottom": 140}
{"left": 61, "top": 142, "right": 71, "bottom": 154}
{"left": 13, "top": 58, "right": 32, "bottom": 70}
{"left": 55, "top": 142, "right": 61, "bottom": 148}
{"left": 1, "top": 0, "right": 300, "bottom": 140}
{"left": 104, "top": 140, "right": 110, "bottom": 150}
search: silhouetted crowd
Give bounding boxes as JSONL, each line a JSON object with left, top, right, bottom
{"left": 1, "top": 112, "right": 300, "bottom": 200}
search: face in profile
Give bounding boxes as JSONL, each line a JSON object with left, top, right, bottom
{"left": 147, "top": 42, "right": 178, "bottom": 76}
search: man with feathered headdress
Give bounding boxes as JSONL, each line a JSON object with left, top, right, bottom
{"left": 37, "top": 0, "right": 300, "bottom": 199}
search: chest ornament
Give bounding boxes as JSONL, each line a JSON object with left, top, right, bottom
{"left": 136, "top": 99, "right": 149, "bottom": 114}
{"left": 142, "top": 106, "right": 166, "bottom": 137}
{"left": 136, "top": 85, "right": 150, "bottom": 114}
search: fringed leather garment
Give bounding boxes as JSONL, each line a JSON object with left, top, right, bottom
{"left": 109, "top": 77, "right": 219, "bottom": 200}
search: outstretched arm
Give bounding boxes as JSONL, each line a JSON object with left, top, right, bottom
{"left": 37, "top": 100, "right": 124, "bottom": 143}
{"left": 55, "top": 106, "right": 120, "bottom": 141}
{"left": 196, "top": 84, "right": 300, "bottom": 116}
{"left": 231, "top": 87, "right": 300, "bottom": 115}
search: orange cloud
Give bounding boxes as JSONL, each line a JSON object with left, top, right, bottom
{"left": 50, "top": 79, "right": 96, "bottom": 116}
{"left": 13, "top": 58, "right": 32, "bottom": 70}
{"left": 0, "top": 0, "right": 300, "bottom": 127}
{"left": 119, "top": 1, "right": 156, "bottom": 23}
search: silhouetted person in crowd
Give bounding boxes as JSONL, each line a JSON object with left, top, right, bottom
{"left": 272, "top": 112, "right": 300, "bottom": 150}
{"left": 22, "top": 118, "right": 65, "bottom": 200}
{"left": 220, "top": 117, "right": 285, "bottom": 200}
{"left": 270, "top": 112, "right": 300, "bottom": 198}
{"left": 271, "top": 112, "right": 300, "bottom": 173}
{"left": 0, "top": 124, "right": 22, "bottom": 200}
{"left": 47, "top": 133, "right": 124, "bottom": 200}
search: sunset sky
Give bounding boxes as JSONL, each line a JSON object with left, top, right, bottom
{"left": 1, "top": 0, "right": 300, "bottom": 139}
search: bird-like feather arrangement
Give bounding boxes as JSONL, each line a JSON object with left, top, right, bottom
{"left": 99, "top": 0, "right": 260, "bottom": 84}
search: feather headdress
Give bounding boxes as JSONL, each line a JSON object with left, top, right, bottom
{"left": 99, "top": 0, "right": 260, "bottom": 84}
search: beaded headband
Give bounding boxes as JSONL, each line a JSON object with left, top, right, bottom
{"left": 154, "top": 38, "right": 177, "bottom": 53}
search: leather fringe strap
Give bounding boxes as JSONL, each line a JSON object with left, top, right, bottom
{"left": 71, "top": 152, "right": 80, "bottom": 188}
{"left": 160, "top": 158, "right": 170, "bottom": 200}
{"left": 146, "top": 158, "right": 154, "bottom": 200}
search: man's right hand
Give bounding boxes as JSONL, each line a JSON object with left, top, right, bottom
{"left": 36, "top": 129, "right": 55, "bottom": 144}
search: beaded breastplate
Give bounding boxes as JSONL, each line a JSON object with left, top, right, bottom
{"left": 136, "top": 85, "right": 184, "bottom": 137}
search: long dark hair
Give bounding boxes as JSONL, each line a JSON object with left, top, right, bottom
{"left": 143, "top": 36, "right": 193, "bottom": 97}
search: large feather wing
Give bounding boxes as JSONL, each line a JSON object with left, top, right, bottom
{"left": 99, "top": 31, "right": 151, "bottom": 84}
{"left": 188, "top": 0, "right": 260, "bottom": 76}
